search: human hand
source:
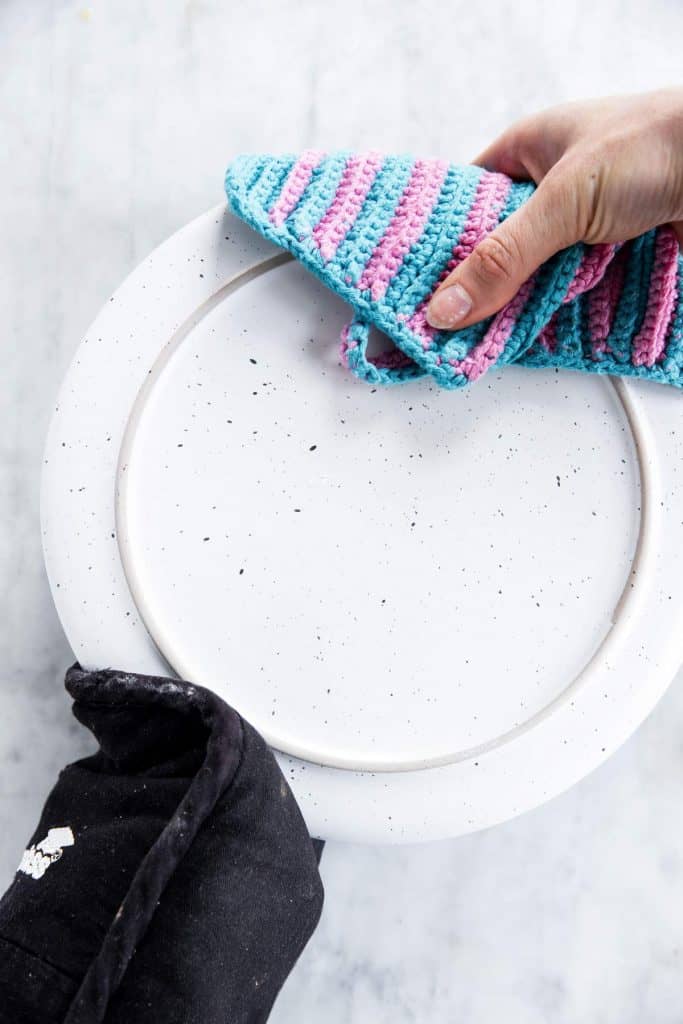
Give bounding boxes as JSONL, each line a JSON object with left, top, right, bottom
{"left": 426, "top": 88, "right": 683, "bottom": 330}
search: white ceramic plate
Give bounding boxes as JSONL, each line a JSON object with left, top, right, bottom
{"left": 41, "top": 206, "right": 683, "bottom": 842}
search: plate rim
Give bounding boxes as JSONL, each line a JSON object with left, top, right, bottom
{"left": 40, "top": 204, "right": 683, "bottom": 842}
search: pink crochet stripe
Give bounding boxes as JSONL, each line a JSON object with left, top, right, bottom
{"left": 312, "top": 152, "right": 383, "bottom": 261}
{"left": 373, "top": 348, "right": 415, "bottom": 370}
{"left": 269, "top": 150, "right": 325, "bottom": 227}
{"left": 339, "top": 321, "right": 414, "bottom": 372}
{"left": 588, "top": 246, "right": 629, "bottom": 357}
{"left": 339, "top": 323, "right": 355, "bottom": 367}
{"left": 632, "top": 227, "right": 680, "bottom": 367}
{"left": 443, "top": 171, "right": 512, "bottom": 270}
{"left": 537, "top": 315, "right": 558, "bottom": 353}
{"left": 335, "top": 321, "right": 411, "bottom": 374}
{"left": 563, "top": 243, "right": 616, "bottom": 303}
{"left": 452, "top": 277, "right": 535, "bottom": 382}
{"left": 357, "top": 159, "right": 449, "bottom": 302}
{"left": 405, "top": 170, "right": 511, "bottom": 349}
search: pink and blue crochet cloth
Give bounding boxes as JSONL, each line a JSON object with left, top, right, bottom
{"left": 225, "top": 151, "right": 683, "bottom": 390}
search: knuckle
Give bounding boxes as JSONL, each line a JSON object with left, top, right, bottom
{"left": 510, "top": 119, "right": 539, "bottom": 162}
{"left": 550, "top": 153, "right": 604, "bottom": 241}
{"left": 471, "top": 233, "right": 520, "bottom": 285}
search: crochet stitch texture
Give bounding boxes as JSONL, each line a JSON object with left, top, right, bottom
{"left": 225, "top": 151, "right": 683, "bottom": 390}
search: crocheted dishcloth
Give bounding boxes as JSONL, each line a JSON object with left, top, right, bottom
{"left": 225, "top": 151, "right": 683, "bottom": 390}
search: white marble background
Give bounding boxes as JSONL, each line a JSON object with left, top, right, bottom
{"left": 1, "top": 1, "right": 683, "bottom": 1020}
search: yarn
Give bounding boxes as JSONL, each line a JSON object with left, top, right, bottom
{"left": 225, "top": 151, "right": 683, "bottom": 390}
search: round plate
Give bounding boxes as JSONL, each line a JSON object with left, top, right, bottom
{"left": 41, "top": 206, "right": 683, "bottom": 842}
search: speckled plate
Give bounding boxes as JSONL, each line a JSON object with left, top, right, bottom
{"left": 41, "top": 206, "right": 683, "bottom": 842}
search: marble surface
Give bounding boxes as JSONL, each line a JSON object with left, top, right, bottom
{"left": 2, "top": 0, "right": 683, "bottom": 1019}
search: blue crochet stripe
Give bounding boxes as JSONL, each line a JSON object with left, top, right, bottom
{"left": 608, "top": 233, "right": 652, "bottom": 364}
{"left": 290, "top": 152, "right": 350, "bottom": 248}
{"left": 384, "top": 164, "right": 481, "bottom": 314}
{"left": 328, "top": 156, "right": 416, "bottom": 286}
{"left": 249, "top": 156, "right": 296, "bottom": 217}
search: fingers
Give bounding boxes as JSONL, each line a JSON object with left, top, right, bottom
{"left": 473, "top": 106, "right": 581, "bottom": 180}
{"left": 472, "top": 132, "right": 530, "bottom": 180}
{"left": 426, "top": 172, "right": 581, "bottom": 330}
{"left": 433, "top": 92, "right": 683, "bottom": 330}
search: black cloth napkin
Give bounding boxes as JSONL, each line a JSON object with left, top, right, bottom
{"left": 0, "top": 665, "right": 324, "bottom": 1023}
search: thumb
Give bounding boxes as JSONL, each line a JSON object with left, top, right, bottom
{"left": 426, "top": 174, "right": 579, "bottom": 330}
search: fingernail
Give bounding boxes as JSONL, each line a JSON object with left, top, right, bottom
{"left": 426, "top": 283, "right": 473, "bottom": 329}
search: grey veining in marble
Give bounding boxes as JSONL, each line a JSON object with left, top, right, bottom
{"left": 2, "top": 0, "right": 683, "bottom": 1020}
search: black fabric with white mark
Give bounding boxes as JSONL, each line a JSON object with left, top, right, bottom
{"left": 0, "top": 665, "right": 324, "bottom": 1023}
